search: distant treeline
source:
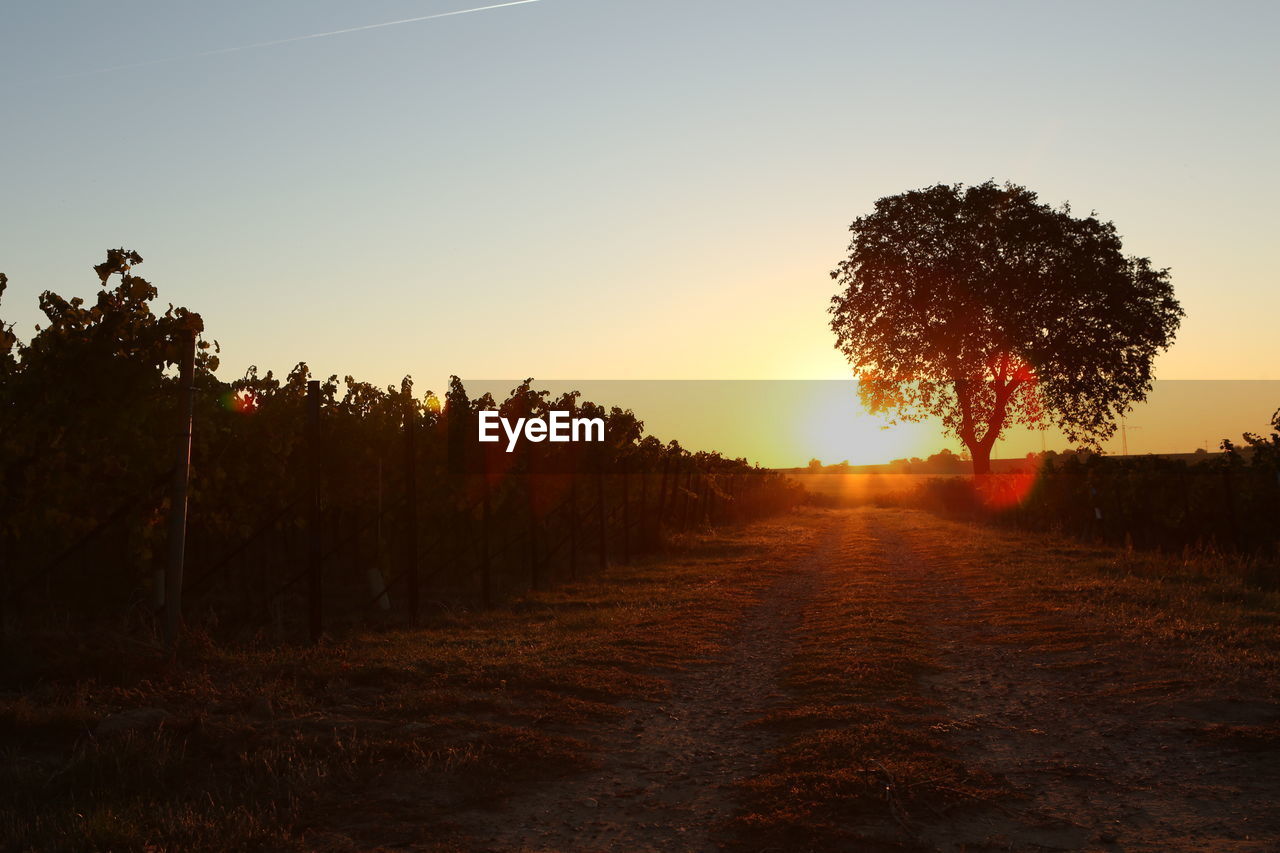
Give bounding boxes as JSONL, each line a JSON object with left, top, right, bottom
{"left": 909, "top": 421, "right": 1280, "bottom": 570}
{"left": 799, "top": 449, "right": 974, "bottom": 476}
{"left": 798, "top": 446, "right": 1257, "bottom": 478}
{"left": 0, "top": 251, "right": 803, "bottom": 643}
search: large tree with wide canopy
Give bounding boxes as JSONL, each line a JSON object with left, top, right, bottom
{"left": 829, "top": 181, "right": 1182, "bottom": 474}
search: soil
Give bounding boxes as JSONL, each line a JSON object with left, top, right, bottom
{"left": 445, "top": 509, "right": 1280, "bottom": 851}
{"left": 457, "top": 533, "right": 836, "bottom": 852}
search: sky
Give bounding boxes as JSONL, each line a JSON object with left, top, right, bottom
{"left": 2, "top": 1, "right": 1278, "bottom": 463}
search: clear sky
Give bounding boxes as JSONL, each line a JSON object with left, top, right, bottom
{"left": 2, "top": 1, "right": 1277, "bottom": 461}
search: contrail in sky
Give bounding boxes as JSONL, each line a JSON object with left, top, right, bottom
{"left": 54, "top": 0, "right": 543, "bottom": 80}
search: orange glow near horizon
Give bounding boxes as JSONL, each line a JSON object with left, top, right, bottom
{"left": 795, "top": 391, "right": 923, "bottom": 467}
{"left": 457, "top": 380, "right": 1279, "bottom": 470}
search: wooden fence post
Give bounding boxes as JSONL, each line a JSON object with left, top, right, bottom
{"left": 705, "top": 475, "right": 717, "bottom": 525}
{"left": 656, "top": 454, "right": 671, "bottom": 532}
{"left": 638, "top": 460, "right": 650, "bottom": 549}
{"left": 306, "top": 380, "right": 323, "bottom": 643}
{"left": 404, "top": 402, "right": 420, "bottom": 625}
{"left": 163, "top": 330, "right": 197, "bottom": 650}
{"left": 1223, "top": 465, "right": 1240, "bottom": 550}
{"left": 527, "top": 467, "right": 540, "bottom": 590}
{"left": 680, "top": 462, "right": 694, "bottom": 531}
{"left": 569, "top": 472, "right": 580, "bottom": 581}
{"left": 370, "top": 458, "right": 391, "bottom": 611}
{"left": 0, "top": 531, "right": 8, "bottom": 653}
{"left": 621, "top": 457, "right": 631, "bottom": 564}
{"left": 597, "top": 465, "right": 608, "bottom": 571}
{"left": 481, "top": 463, "right": 493, "bottom": 608}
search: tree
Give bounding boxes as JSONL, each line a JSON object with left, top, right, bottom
{"left": 925, "top": 448, "right": 965, "bottom": 474}
{"left": 829, "top": 181, "right": 1181, "bottom": 475}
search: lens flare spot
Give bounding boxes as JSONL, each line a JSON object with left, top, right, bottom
{"left": 221, "top": 390, "right": 258, "bottom": 413}
{"left": 975, "top": 464, "right": 1040, "bottom": 509}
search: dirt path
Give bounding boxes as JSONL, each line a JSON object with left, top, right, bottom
{"left": 446, "top": 508, "right": 1279, "bottom": 851}
{"left": 458, "top": 530, "right": 836, "bottom": 852}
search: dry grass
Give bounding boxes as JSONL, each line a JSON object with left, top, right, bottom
{"left": 726, "top": 514, "right": 1006, "bottom": 851}
{"left": 729, "top": 507, "right": 1280, "bottom": 850}
{"left": 0, "top": 517, "right": 819, "bottom": 853}
{"left": 785, "top": 472, "right": 946, "bottom": 505}
{"left": 7, "top": 507, "right": 1277, "bottom": 851}
{"left": 890, "top": 509, "right": 1280, "bottom": 679}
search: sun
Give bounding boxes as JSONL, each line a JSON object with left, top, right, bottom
{"left": 792, "top": 386, "right": 923, "bottom": 466}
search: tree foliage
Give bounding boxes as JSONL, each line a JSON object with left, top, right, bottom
{"left": 829, "top": 181, "right": 1182, "bottom": 474}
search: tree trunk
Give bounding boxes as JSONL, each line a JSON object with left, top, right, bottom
{"left": 969, "top": 442, "right": 992, "bottom": 476}
{"left": 958, "top": 381, "right": 1011, "bottom": 477}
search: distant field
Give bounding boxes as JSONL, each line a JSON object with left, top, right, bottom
{"left": 782, "top": 471, "right": 958, "bottom": 502}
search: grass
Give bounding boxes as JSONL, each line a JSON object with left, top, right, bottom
{"left": 901, "top": 510, "right": 1280, "bottom": 678}
{"left": 727, "top": 506, "right": 1280, "bottom": 850}
{"left": 5, "top": 506, "right": 1277, "bottom": 850}
{"left": 726, "top": 512, "right": 1006, "bottom": 851}
{"left": 784, "top": 472, "right": 947, "bottom": 505}
{"left": 0, "top": 515, "right": 827, "bottom": 852}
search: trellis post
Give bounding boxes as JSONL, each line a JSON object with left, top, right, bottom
{"left": 163, "top": 329, "right": 197, "bottom": 650}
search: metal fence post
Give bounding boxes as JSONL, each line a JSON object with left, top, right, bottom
{"left": 163, "top": 330, "right": 197, "bottom": 650}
